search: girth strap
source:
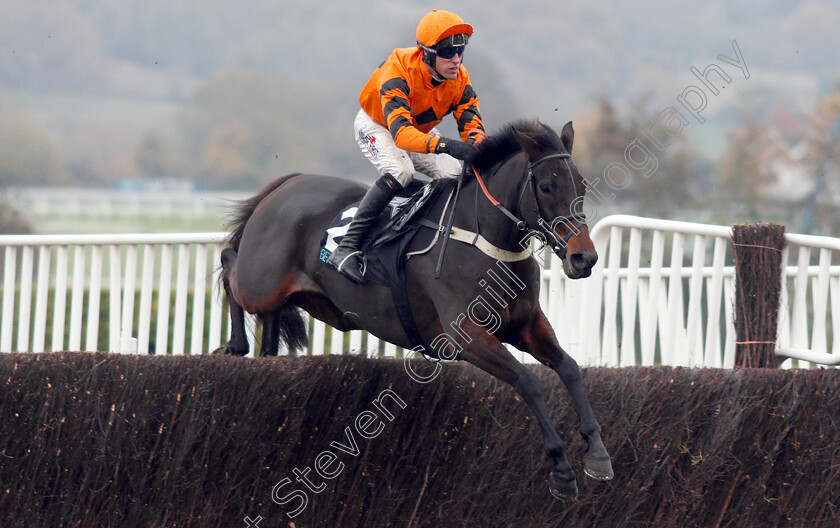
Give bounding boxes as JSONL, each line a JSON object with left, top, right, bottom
{"left": 449, "top": 226, "right": 532, "bottom": 261}
{"left": 416, "top": 218, "right": 532, "bottom": 262}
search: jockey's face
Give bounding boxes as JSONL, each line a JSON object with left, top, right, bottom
{"left": 433, "top": 50, "right": 462, "bottom": 80}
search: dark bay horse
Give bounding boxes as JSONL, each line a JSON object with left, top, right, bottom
{"left": 216, "top": 119, "right": 613, "bottom": 499}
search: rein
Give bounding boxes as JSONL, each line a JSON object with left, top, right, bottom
{"left": 472, "top": 153, "right": 587, "bottom": 260}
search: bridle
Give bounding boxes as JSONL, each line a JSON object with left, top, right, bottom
{"left": 473, "top": 152, "right": 587, "bottom": 260}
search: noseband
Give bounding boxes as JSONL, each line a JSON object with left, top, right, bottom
{"left": 473, "top": 152, "right": 587, "bottom": 260}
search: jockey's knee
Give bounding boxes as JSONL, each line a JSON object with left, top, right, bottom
{"left": 391, "top": 168, "right": 415, "bottom": 187}
{"left": 376, "top": 172, "right": 403, "bottom": 191}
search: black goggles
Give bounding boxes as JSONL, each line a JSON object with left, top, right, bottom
{"left": 433, "top": 45, "right": 465, "bottom": 59}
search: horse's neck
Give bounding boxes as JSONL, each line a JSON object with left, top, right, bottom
{"left": 468, "top": 157, "right": 529, "bottom": 249}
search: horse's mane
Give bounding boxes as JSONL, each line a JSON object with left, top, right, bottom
{"left": 472, "top": 119, "right": 563, "bottom": 171}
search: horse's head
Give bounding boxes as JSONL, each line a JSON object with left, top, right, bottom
{"left": 513, "top": 121, "right": 598, "bottom": 279}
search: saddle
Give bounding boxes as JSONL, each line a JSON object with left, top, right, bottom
{"left": 319, "top": 177, "right": 454, "bottom": 353}
{"left": 319, "top": 177, "right": 447, "bottom": 268}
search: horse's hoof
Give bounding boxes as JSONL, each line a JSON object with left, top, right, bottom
{"left": 212, "top": 345, "right": 245, "bottom": 355}
{"left": 213, "top": 344, "right": 251, "bottom": 356}
{"left": 583, "top": 456, "right": 614, "bottom": 481}
{"left": 548, "top": 473, "right": 578, "bottom": 501}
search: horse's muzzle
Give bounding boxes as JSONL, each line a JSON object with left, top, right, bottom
{"left": 565, "top": 250, "right": 598, "bottom": 279}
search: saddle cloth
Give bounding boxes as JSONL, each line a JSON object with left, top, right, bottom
{"left": 318, "top": 177, "right": 444, "bottom": 275}
{"left": 318, "top": 178, "right": 453, "bottom": 351}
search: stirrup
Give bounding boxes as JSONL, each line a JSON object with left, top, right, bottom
{"left": 334, "top": 250, "right": 367, "bottom": 283}
{"left": 336, "top": 250, "right": 365, "bottom": 274}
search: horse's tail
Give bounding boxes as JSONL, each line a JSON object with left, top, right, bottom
{"left": 259, "top": 306, "right": 310, "bottom": 354}
{"left": 224, "top": 173, "right": 304, "bottom": 251}
{"left": 219, "top": 173, "right": 310, "bottom": 355}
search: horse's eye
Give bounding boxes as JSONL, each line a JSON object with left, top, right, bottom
{"left": 539, "top": 183, "right": 552, "bottom": 194}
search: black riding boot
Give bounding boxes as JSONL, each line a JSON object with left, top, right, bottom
{"left": 327, "top": 173, "right": 402, "bottom": 283}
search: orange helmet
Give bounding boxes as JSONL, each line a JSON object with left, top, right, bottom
{"left": 415, "top": 10, "right": 473, "bottom": 49}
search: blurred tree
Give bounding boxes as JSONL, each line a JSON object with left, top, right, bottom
{"left": 0, "top": 99, "right": 40, "bottom": 234}
{"left": 202, "top": 123, "right": 257, "bottom": 185}
{"left": 574, "top": 94, "right": 705, "bottom": 219}
{"left": 0, "top": 110, "right": 69, "bottom": 187}
{"left": 135, "top": 131, "right": 175, "bottom": 178}
{"left": 799, "top": 83, "right": 840, "bottom": 235}
{"left": 178, "top": 72, "right": 365, "bottom": 190}
{"left": 716, "top": 105, "right": 776, "bottom": 220}
{"left": 708, "top": 86, "right": 840, "bottom": 234}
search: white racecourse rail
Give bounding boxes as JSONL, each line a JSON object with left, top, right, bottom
{"left": 0, "top": 216, "right": 836, "bottom": 368}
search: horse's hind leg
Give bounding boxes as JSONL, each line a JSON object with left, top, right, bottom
{"left": 258, "top": 311, "right": 281, "bottom": 356}
{"left": 213, "top": 248, "right": 251, "bottom": 356}
{"left": 518, "top": 311, "right": 613, "bottom": 481}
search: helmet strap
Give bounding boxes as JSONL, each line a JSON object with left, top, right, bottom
{"left": 420, "top": 49, "right": 444, "bottom": 81}
{"left": 421, "top": 49, "right": 448, "bottom": 82}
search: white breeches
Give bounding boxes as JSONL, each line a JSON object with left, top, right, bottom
{"left": 354, "top": 109, "right": 462, "bottom": 187}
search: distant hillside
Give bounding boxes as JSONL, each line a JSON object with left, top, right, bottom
{"left": 0, "top": 0, "right": 837, "bottom": 193}
{"left": 2, "top": 1, "right": 836, "bottom": 108}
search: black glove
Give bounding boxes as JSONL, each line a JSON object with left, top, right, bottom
{"left": 435, "top": 137, "right": 479, "bottom": 162}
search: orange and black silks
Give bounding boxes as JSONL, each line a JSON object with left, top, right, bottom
{"left": 359, "top": 47, "right": 486, "bottom": 154}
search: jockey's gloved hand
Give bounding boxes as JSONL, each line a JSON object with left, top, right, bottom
{"left": 468, "top": 133, "right": 486, "bottom": 145}
{"left": 436, "top": 137, "right": 479, "bottom": 162}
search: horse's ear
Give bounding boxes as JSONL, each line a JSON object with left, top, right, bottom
{"left": 561, "top": 121, "right": 574, "bottom": 153}
{"left": 514, "top": 129, "right": 542, "bottom": 160}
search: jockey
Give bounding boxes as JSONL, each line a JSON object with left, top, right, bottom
{"left": 327, "top": 9, "right": 487, "bottom": 283}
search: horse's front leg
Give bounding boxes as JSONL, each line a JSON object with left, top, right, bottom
{"left": 455, "top": 330, "right": 580, "bottom": 500}
{"left": 517, "top": 309, "right": 614, "bottom": 481}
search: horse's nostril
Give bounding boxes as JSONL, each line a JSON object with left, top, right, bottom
{"left": 571, "top": 252, "right": 597, "bottom": 271}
